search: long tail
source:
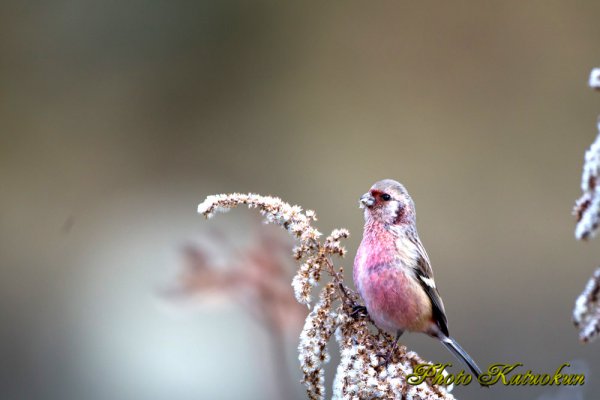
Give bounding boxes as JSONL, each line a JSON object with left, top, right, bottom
{"left": 441, "top": 336, "right": 485, "bottom": 385}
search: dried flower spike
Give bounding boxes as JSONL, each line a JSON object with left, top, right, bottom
{"left": 589, "top": 68, "right": 600, "bottom": 90}
{"left": 198, "top": 193, "right": 323, "bottom": 304}
{"left": 574, "top": 119, "right": 600, "bottom": 240}
{"left": 574, "top": 267, "right": 600, "bottom": 343}
{"left": 332, "top": 308, "right": 454, "bottom": 400}
{"left": 298, "top": 283, "right": 337, "bottom": 399}
{"left": 573, "top": 69, "right": 600, "bottom": 344}
{"left": 574, "top": 68, "right": 600, "bottom": 239}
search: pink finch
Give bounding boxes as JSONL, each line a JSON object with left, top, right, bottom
{"left": 353, "top": 179, "right": 484, "bottom": 382}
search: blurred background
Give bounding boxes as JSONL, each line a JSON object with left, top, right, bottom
{"left": 2, "top": 1, "right": 600, "bottom": 399}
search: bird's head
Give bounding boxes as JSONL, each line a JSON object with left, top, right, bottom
{"left": 359, "top": 179, "right": 416, "bottom": 226}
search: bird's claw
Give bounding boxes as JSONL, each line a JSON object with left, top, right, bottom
{"left": 350, "top": 304, "right": 368, "bottom": 319}
{"left": 375, "top": 351, "right": 394, "bottom": 368}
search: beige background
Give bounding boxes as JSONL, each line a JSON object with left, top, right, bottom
{"left": 2, "top": 2, "right": 600, "bottom": 399}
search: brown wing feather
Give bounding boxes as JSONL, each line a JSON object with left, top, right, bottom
{"left": 409, "top": 231, "right": 449, "bottom": 337}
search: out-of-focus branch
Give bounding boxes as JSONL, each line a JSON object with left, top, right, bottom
{"left": 198, "top": 193, "right": 455, "bottom": 400}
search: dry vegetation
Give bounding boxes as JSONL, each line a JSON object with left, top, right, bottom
{"left": 197, "top": 193, "right": 454, "bottom": 399}
{"left": 572, "top": 68, "right": 600, "bottom": 343}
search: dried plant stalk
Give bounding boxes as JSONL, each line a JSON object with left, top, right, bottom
{"left": 333, "top": 310, "right": 455, "bottom": 399}
{"left": 198, "top": 193, "right": 454, "bottom": 399}
{"left": 573, "top": 267, "right": 600, "bottom": 343}
{"left": 573, "top": 119, "right": 600, "bottom": 241}
{"left": 589, "top": 68, "right": 600, "bottom": 90}
{"left": 572, "top": 68, "right": 600, "bottom": 344}
{"left": 574, "top": 68, "right": 600, "bottom": 240}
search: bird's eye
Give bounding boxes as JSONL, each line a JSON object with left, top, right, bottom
{"left": 381, "top": 193, "right": 391, "bottom": 201}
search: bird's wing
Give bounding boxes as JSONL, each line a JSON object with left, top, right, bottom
{"left": 410, "top": 232, "right": 449, "bottom": 337}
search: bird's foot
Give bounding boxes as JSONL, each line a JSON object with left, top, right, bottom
{"left": 350, "top": 304, "right": 368, "bottom": 319}
{"left": 375, "top": 332, "right": 401, "bottom": 368}
{"left": 375, "top": 351, "right": 394, "bottom": 368}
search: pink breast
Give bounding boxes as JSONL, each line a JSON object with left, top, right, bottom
{"left": 354, "top": 235, "right": 431, "bottom": 333}
{"left": 366, "top": 267, "right": 430, "bottom": 333}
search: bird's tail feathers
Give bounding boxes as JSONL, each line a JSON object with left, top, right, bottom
{"left": 441, "top": 336, "right": 485, "bottom": 385}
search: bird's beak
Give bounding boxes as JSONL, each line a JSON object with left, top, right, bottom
{"left": 359, "top": 192, "right": 376, "bottom": 208}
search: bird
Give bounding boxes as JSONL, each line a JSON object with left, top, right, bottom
{"left": 353, "top": 179, "right": 484, "bottom": 382}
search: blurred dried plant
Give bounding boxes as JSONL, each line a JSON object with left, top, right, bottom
{"left": 198, "top": 193, "right": 454, "bottom": 400}
{"left": 163, "top": 223, "right": 306, "bottom": 398}
{"left": 573, "top": 68, "right": 600, "bottom": 343}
